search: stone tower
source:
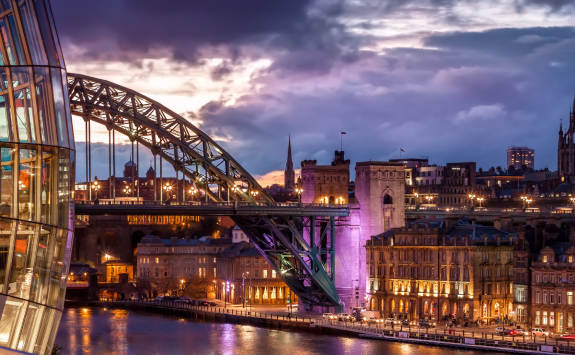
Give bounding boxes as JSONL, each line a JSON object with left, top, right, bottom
{"left": 355, "top": 161, "right": 405, "bottom": 236}
{"left": 558, "top": 96, "right": 575, "bottom": 182}
{"left": 300, "top": 151, "right": 350, "bottom": 204}
{"left": 284, "top": 136, "right": 295, "bottom": 191}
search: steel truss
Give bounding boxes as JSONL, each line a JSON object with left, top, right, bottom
{"left": 67, "top": 73, "right": 344, "bottom": 311}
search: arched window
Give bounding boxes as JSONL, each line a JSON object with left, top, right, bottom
{"left": 328, "top": 196, "right": 335, "bottom": 204}
{"left": 383, "top": 194, "right": 393, "bottom": 204}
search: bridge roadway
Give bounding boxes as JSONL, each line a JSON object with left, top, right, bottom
{"left": 74, "top": 200, "right": 350, "bottom": 217}
{"left": 406, "top": 206, "right": 575, "bottom": 224}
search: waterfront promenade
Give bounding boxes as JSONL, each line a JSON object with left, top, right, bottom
{"left": 92, "top": 299, "right": 574, "bottom": 354}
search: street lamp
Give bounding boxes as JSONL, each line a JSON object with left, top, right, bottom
{"left": 250, "top": 190, "right": 259, "bottom": 199}
{"left": 163, "top": 183, "right": 173, "bottom": 201}
{"left": 295, "top": 187, "right": 303, "bottom": 202}
{"left": 425, "top": 196, "right": 433, "bottom": 204}
{"left": 231, "top": 185, "right": 240, "bottom": 194}
{"left": 123, "top": 186, "right": 131, "bottom": 196}
{"left": 526, "top": 198, "right": 533, "bottom": 209}
{"left": 92, "top": 180, "right": 101, "bottom": 201}
{"left": 477, "top": 197, "right": 484, "bottom": 208}
{"left": 180, "top": 279, "right": 185, "bottom": 296}
{"left": 188, "top": 186, "right": 197, "bottom": 202}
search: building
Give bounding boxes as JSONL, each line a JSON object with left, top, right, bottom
{"left": 75, "top": 160, "right": 205, "bottom": 203}
{"left": 392, "top": 159, "right": 477, "bottom": 208}
{"left": 301, "top": 151, "right": 350, "bottom": 204}
{"left": 507, "top": 147, "right": 535, "bottom": 170}
{"left": 365, "top": 217, "right": 514, "bottom": 326}
{"left": 558, "top": 99, "right": 575, "bottom": 183}
{"left": 215, "top": 242, "right": 297, "bottom": 305}
{"left": 0, "top": 1, "right": 75, "bottom": 353}
{"left": 135, "top": 235, "right": 234, "bottom": 298}
{"left": 97, "top": 260, "right": 134, "bottom": 283}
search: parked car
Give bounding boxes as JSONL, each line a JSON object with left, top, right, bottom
{"left": 156, "top": 296, "right": 164, "bottom": 301}
{"left": 495, "top": 327, "right": 511, "bottom": 336}
{"left": 508, "top": 329, "right": 518, "bottom": 337}
{"left": 130, "top": 296, "right": 139, "bottom": 301}
{"left": 198, "top": 301, "right": 210, "bottom": 306}
{"left": 558, "top": 333, "right": 575, "bottom": 340}
{"left": 531, "top": 328, "right": 551, "bottom": 337}
{"left": 514, "top": 328, "right": 528, "bottom": 336}
{"left": 419, "top": 320, "right": 436, "bottom": 328}
{"left": 189, "top": 300, "right": 197, "bottom": 306}
{"left": 353, "top": 314, "right": 364, "bottom": 322}
{"left": 384, "top": 318, "right": 399, "bottom": 325}
{"left": 363, "top": 317, "right": 380, "bottom": 323}
{"left": 323, "top": 313, "right": 336, "bottom": 320}
{"left": 337, "top": 313, "right": 352, "bottom": 322}
{"left": 401, "top": 319, "right": 410, "bottom": 326}
{"left": 208, "top": 302, "right": 218, "bottom": 307}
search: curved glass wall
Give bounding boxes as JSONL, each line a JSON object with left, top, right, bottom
{"left": 0, "top": 1, "right": 74, "bottom": 354}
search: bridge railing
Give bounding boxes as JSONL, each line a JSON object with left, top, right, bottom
{"left": 74, "top": 200, "right": 349, "bottom": 209}
{"left": 407, "top": 206, "right": 574, "bottom": 214}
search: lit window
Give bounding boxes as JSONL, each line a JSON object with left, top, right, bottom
{"left": 263, "top": 270, "right": 268, "bottom": 278}
{"left": 543, "top": 255, "right": 548, "bottom": 263}
{"left": 272, "top": 270, "right": 276, "bottom": 278}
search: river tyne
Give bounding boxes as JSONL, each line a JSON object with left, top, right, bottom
{"left": 53, "top": 307, "right": 504, "bottom": 355}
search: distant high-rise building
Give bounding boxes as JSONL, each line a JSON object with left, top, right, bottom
{"left": 284, "top": 136, "right": 295, "bottom": 191}
{"left": 507, "top": 146, "right": 534, "bottom": 170}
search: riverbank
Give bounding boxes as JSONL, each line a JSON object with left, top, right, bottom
{"left": 75, "top": 300, "right": 573, "bottom": 354}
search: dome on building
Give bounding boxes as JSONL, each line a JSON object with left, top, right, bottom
{"left": 125, "top": 160, "right": 137, "bottom": 167}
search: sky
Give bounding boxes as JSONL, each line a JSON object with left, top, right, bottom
{"left": 51, "top": 0, "right": 575, "bottom": 186}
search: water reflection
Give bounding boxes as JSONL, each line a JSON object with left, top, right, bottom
{"left": 56, "top": 308, "right": 498, "bottom": 355}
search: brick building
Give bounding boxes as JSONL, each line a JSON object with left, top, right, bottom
{"left": 215, "top": 242, "right": 297, "bottom": 305}
{"left": 365, "top": 217, "right": 514, "bottom": 326}
{"left": 135, "top": 235, "right": 234, "bottom": 297}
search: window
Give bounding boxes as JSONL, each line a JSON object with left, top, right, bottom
{"left": 272, "top": 270, "right": 276, "bottom": 278}
{"left": 214, "top": 268, "right": 216, "bottom": 277}
{"left": 543, "top": 274, "right": 547, "bottom": 283}
{"left": 263, "top": 270, "right": 268, "bottom": 278}
{"left": 543, "top": 291, "right": 548, "bottom": 304}
{"left": 558, "top": 292, "right": 562, "bottom": 305}
{"left": 255, "top": 270, "right": 259, "bottom": 278}
{"left": 543, "top": 255, "right": 548, "bottom": 263}
{"left": 570, "top": 255, "right": 574, "bottom": 263}
{"left": 536, "top": 311, "right": 540, "bottom": 325}
{"left": 568, "top": 291, "right": 573, "bottom": 305}
{"left": 543, "top": 311, "right": 548, "bottom": 325}
{"left": 536, "top": 291, "right": 540, "bottom": 303}
{"left": 551, "top": 292, "right": 555, "bottom": 304}
{"left": 536, "top": 274, "right": 540, "bottom": 282}
{"left": 155, "top": 258, "right": 159, "bottom": 263}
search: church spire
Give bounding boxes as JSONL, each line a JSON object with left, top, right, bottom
{"left": 284, "top": 135, "right": 295, "bottom": 191}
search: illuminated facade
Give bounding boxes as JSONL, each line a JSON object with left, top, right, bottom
{"left": 0, "top": 0, "right": 74, "bottom": 353}
{"left": 365, "top": 218, "right": 514, "bottom": 326}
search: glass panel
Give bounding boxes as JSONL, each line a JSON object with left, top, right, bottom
{"left": 7, "top": 15, "right": 25, "bottom": 65}
{"left": 56, "top": 148, "right": 69, "bottom": 228}
{"left": 0, "top": 296, "right": 28, "bottom": 349}
{"left": 32, "top": 0, "right": 58, "bottom": 67}
{"left": 50, "top": 68, "right": 67, "bottom": 148}
{"left": 57, "top": 230, "right": 73, "bottom": 310}
{"left": 29, "top": 226, "right": 54, "bottom": 305}
{"left": 60, "top": 70, "right": 74, "bottom": 149}
{"left": 0, "top": 146, "right": 14, "bottom": 217}
{"left": 34, "top": 67, "right": 55, "bottom": 145}
{"left": 18, "top": 0, "right": 47, "bottom": 65}
{"left": 8, "top": 222, "right": 38, "bottom": 300}
{"left": 18, "top": 147, "right": 39, "bottom": 221}
{"left": 0, "top": 218, "right": 14, "bottom": 293}
{"left": 0, "top": 68, "right": 10, "bottom": 142}
{"left": 12, "top": 68, "right": 36, "bottom": 144}
{"left": 32, "top": 306, "right": 53, "bottom": 354}
{"left": 43, "top": 0, "right": 63, "bottom": 68}
{"left": 42, "top": 309, "right": 60, "bottom": 355}
{"left": 0, "top": 18, "right": 17, "bottom": 65}
{"left": 16, "top": 303, "right": 44, "bottom": 353}
{"left": 41, "top": 146, "right": 56, "bottom": 225}
{"left": 0, "top": 0, "right": 11, "bottom": 11}
{"left": 46, "top": 228, "right": 65, "bottom": 308}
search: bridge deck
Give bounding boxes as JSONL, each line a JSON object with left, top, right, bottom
{"left": 74, "top": 201, "right": 350, "bottom": 217}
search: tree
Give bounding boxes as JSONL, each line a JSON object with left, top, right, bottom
{"left": 183, "top": 276, "right": 215, "bottom": 299}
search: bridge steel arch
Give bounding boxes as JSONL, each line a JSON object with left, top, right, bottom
{"left": 67, "top": 73, "right": 344, "bottom": 311}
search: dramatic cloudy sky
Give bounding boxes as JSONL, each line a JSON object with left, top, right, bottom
{"left": 52, "top": 0, "right": 575, "bottom": 186}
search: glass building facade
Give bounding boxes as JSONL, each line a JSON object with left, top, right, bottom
{"left": 0, "top": 0, "right": 75, "bottom": 354}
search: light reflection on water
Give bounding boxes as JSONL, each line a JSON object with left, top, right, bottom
{"left": 55, "top": 308, "right": 498, "bottom": 355}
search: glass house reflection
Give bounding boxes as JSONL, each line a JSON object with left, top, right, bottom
{"left": 0, "top": 0, "right": 74, "bottom": 354}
